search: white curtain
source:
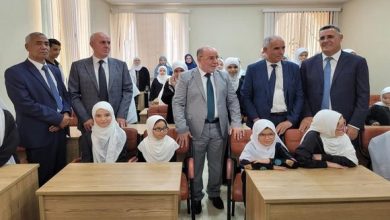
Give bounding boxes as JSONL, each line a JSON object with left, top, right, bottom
{"left": 164, "top": 13, "right": 189, "bottom": 65}
{"left": 134, "top": 13, "right": 165, "bottom": 75}
{"left": 263, "top": 9, "right": 340, "bottom": 60}
{"left": 41, "top": 0, "right": 91, "bottom": 80}
{"left": 110, "top": 10, "right": 190, "bottom": 78}
{"left": 110, "top": 12, "right": 138, "bottom": 65}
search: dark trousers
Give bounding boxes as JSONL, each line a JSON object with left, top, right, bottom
{"left": 26, "top": 131, "right": 67, "bottom": 186}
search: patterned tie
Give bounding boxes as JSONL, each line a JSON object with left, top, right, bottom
{"left": 321, "top": 57, "right": 332, "bottom": 109}
{"left": 268, "top": 64, "right": 277, "bottom": 107}
{"left": 42, "top": 65, "right": 63, "bottom": 112}
{"left": 205, "top": 73, "right": 215, "bottom": 122}
{"left": 98, "top": 60, "right": 109, "bottom": 101}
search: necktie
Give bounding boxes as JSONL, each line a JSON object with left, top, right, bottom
{"left": 205, "top": 73, "right": 215, "bottom": 122}
{"left": 42, "top": 65, "right": 63, "bottom": 112}
{"left": 268, "top": 64, "right": 277, "bottom": 107}
{"left": 98, "top": 60, "right": 109, "bottom": 101}
{"left": 321, "top": 57, "right": 332, "bottom": 109}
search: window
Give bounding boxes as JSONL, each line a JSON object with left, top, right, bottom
{"left": 110, "top": 9, "right": 189, "bottom": 76}
{"left": 264, "top": 9, "right": 340, "bottom": 60}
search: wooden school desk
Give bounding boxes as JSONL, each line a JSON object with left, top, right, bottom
{"left": 246, "top": 166, "right": 390, "bottom": 220}
{"left": 36, "top": 162, "right": 182, "bottom": 220}
{"left": 0, "top": 164, "right": 39, "bottom": 220}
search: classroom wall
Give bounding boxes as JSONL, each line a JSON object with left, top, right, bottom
{"left": 188, "top": 6, "right": 262, "bottom": 68}
{"left": 0, "top": 0, "right": 42, "bottom": 115}
{"left": 340, "top": 0, "right": 390, "bottom": 94}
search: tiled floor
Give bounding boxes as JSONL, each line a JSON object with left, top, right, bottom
{"left": 179, "top": 160, "right": 245, "bottom": 219}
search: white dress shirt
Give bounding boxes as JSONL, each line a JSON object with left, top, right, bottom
{"left": 93, "top": 56, "right": 109, "bottom": 90}
{"left": 266, "top": 60, "right": 287, "bottom": 113}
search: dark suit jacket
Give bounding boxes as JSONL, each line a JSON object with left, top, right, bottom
{"left": 0, "top": 110, "right": 19, "bottom": 166}
{"left": 68, "top": 57, "right": 132, "bottom": 129}
{"left": 301, "top": 51, "right": 370, "bottom": 129}
{"left": 5, "top": 60, "right": 71, "bottom": 149}
{"left": 241, "top": 60, "right": 304, "bottom": 127}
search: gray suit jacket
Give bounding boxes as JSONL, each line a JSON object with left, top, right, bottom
{"left": 68, "top": 57, "right": 132, "bottom": 127}
{"left": 173, "top": 68, "right": 241, "bottom": 139}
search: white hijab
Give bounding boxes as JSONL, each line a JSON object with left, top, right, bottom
{"left": 239, "top": 119, "right": 287, "bottom": 162}
{"left": 302, "top": 109, "right": 358, "bottom": 165}
{"left": 374, "top": 87, "right": 390, "bottom": 109}
{"left": 156, "top": 66, "right": 169, "bottom": 84}
{"left": 224, "top": 57, "right": 241, "bottom": 91}
{"left": 91, "top": 101, "right": 126, "bottom": 163}
{"left": 131, "top": 57, "right": 143, "bottom": 72}
{"left": 138, "top": 115, "right": 179, "bottom": 162}
{"left": 293, "top": 47, "right": 308, "bottom": 66}
{"left": 0, "top": 102, "right": 16, "bottom": 165}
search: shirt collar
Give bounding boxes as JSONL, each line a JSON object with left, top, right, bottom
{"left": 92, "top": 56, "right": 108, "bottom": 65}
{"left": 322, "top": 49, "right": 341, "bottom": 62}
{"left": 265, "top": 60, "right": 282, "bottom": 67}
{"left": 198, "top": 67, "right": 212, "bottom": 77}
{"left": 28, "top": 57, "right": 47, "bottom": 70}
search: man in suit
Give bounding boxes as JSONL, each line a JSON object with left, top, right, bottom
{"left": 299, "top": 25, "right": 369, "bottom": 143}
{"left": 68, "top": 32, "right": 132, "bottom": 132}
{"left": 5, "top": 32, "right": 71, "bottom": 185}
{"left": 173, "top": 46, "right": 243, "bottom": 214}
{"left": 241, "top": 36, "right": 304, "bottom": 135}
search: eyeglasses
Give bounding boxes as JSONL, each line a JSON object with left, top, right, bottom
{"left": 153, "top": 126, "right": 168, "bottom": 132}
{"left": 258, "top": 133, "right": 275, "bottom": 138}
{"left": 227, "top": 65, "right": 238, "bottom": 69}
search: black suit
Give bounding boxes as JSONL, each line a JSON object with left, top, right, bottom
{"left": 301, "top": 51, "right": 370, "bottom": 129}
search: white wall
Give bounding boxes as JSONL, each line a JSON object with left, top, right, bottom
{"left": 0, "top": 0, "right": 42, "bottom": 114}
{"left": 90, "top": 0, "right": 111, "bottom": 35}
{"left": 340, "top": 0, "right": 390, "bottom": 94}
{"left": 188, "top": 6, "right": 262, "bottom": 69}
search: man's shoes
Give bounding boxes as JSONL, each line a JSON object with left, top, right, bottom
{"left": 209, "top": 196, "right": 224, "bottom": 209}
{"left": 192, "top": 200, "right": 202, "bottom": 214}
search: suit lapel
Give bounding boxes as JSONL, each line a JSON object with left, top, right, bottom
{"left": 108, "top": 58, "right": 115, "bottom": 91}
{"left": 84, "top": 57, "right": 99, "bottom": 91}
{"left": 194, "top": 68, "right": 206, "bottom": 101}
{"left": 332, "top": 51, "right": 346, "bottom": 85}
{"left": 281, "top": 61, "right": 288, "bottom": 101}
{"left": 316, "top": 54, "right": 325, "bottom": 92}
{"left": 25, "top": 60, "right": 54, "bottom": 99}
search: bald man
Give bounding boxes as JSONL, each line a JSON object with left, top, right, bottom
{"left": 68, "top": 32, "right": 132, "bottom": 133}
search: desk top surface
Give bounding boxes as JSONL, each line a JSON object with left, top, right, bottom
{"left": 247, "top": 166, "right": 390, "bottom": 203}
{"left": 36, "top": 162, "right": 182, "bottom": 196}
{"left": 0, "top": 164, "right": 39, "bottom": 194}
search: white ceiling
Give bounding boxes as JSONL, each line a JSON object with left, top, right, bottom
{"left": 105, "top": 0, "right": 349, "bottom": 6}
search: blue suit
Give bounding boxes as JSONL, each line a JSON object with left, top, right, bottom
{"left": 241, "top": 60, "right": 304, "bottom": 128}
{"left": 301, "top": 51, "right": 369, "bottom": 129}
{"left": 5, "top": 59, "right": 71, "bottom": 185}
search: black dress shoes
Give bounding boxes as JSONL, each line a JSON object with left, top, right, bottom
{"left": 209, "top": 196, "right": 224, "bottom": 209}
{"left": 192, "top": 200, "right": 202, "bottom": 214}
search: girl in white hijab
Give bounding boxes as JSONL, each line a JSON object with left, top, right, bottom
{"left": 0, "top": 102, "right": 18, "bottom": 166}
{"left": 150, "top": 66, "right": 169, "bottom": 103}
{"left": 366, "top": 87, "right": 390, "bottom": 125}
{"left": 224, "top": 57, "right": 242, "bottom": 92}
{"left": 295, "top": 109, "right": 358, "bottom": 168}
{"left": 292, "top": 47, "right": 308, "bottom": 66}
{"left": 137, "top": 115, "right": 179, "bottom": 162}
{"left": 239, "top": 119, "right": 297, "bottom": 170}
{"left": 239, "top": 119, "right": 297, "bottom": 205}
{"left": 80, "top": 101, "right": 127, "bottom": 163}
